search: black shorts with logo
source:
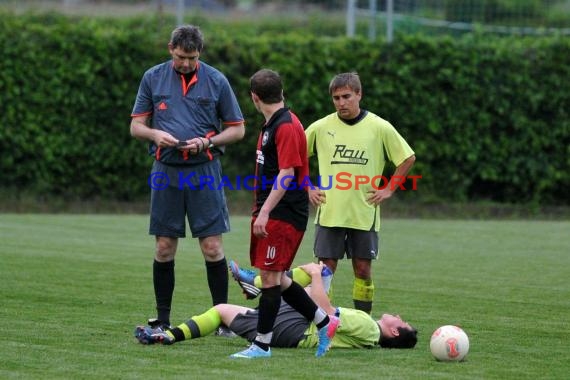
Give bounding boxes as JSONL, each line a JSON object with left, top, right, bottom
{"left": 229, "top": 303, "right": 309, "bottom": 348}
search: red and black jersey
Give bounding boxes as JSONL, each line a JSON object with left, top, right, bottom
{"left": 253, "top": 107, "right": 309, "bottom": 231}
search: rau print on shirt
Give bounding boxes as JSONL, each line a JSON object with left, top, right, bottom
{"left": 330, "top": 144, "right": 369, "bottom": 165}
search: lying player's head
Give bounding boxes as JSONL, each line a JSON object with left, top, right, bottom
{"left": 377, "top": 314, "right": 418, "bottom": 349}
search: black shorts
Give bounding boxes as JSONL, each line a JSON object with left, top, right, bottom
{"left": 228, "top": 303, "right": 309, "bottom": 348}
{"left": 314, "top": 224, "right": 379, "bottom": 260}
{"left": 149, "top": 159, "right": 230, "bottom": 238}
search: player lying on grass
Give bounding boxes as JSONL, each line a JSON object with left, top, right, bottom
{"left": 134, "top": 261, "right": 418, "bottom": 351}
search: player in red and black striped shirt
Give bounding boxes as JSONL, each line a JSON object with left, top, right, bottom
{"left": 229, "top": 69, "right": 338, "bottom": 359}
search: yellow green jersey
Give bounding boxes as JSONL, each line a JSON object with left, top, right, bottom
{"left": 297, "top": 307, "right": 380, "bottom": 348}
{"left": 305, "top": 111, "right": 414, "bottom": 231}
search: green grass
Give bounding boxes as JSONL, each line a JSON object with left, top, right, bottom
{"left": 1, "top": 214, "right": 568, "bottom": 379}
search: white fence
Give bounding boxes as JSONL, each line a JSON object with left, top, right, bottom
{"left": 7, "top": 0, "right": 570, "bottom": 39}
{"left": 348, "top": 0, "right": 570, "bottom": 41}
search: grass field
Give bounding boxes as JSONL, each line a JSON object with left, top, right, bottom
{"left": 1, "top": 214, "right": 568, "bottom": 379}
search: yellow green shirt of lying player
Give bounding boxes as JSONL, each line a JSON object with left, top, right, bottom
{"left": 295, "top": 264, "right": 416, "bottom": 350}
{"left": 298, "top": 306, "right": 381, "bottom": 348}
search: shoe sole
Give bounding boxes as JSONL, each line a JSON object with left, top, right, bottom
{"left": 230, "top": 353, "right": 271, "bottom": 359}
{"left": 134, "top": 326, "right": 153, "bottom": 345}
{"left": 229, "top": 261, "right": 260, "bottom": 300}
{"left": 229, "top": 348, "right": 271, "bottom": 359}
{"left": 215, "top": 327, "right": 237, "bottom": 338}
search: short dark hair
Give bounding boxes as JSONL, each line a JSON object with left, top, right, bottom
{"left": 379, "top": 326, "right": 418, "bottom": 349}
{"left": 170, "top": 25, "right": 203, "bottom": 52}
{"left": 329, "top": 72, "right": 361, "bottom": 95}
{"left": 249, "top": 69, "right": 284, "bottom": 104}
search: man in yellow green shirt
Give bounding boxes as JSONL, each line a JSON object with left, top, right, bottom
{"left": 305, "top": 72, "right": 416, "bottom": 313}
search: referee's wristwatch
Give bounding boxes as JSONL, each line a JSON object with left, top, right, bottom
{"left": 207, "top": 138, "right": 215, "bottom": 149}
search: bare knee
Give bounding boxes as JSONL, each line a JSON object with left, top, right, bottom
{"left": 353, "top": 259, "right": 372, "bottom": 279}
{"left": 155, "top": 237, "right": 177, "bottom": 262}
{"left": 215, "top": 304, "right": 251, "bottom": 327}
{"left": 200, "top": 236, "right": 224, "bottom": 261}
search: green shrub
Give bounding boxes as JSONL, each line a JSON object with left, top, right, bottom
{"left": 1, "top": 12, "right": 568, "bottom": 205}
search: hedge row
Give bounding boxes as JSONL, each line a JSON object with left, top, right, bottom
{"left": 1, "top": 13, "right": 568, "bottom": 205}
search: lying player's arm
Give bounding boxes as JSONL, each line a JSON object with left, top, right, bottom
{"left": 300, "top": 262, "right": 336, "bottom": 315}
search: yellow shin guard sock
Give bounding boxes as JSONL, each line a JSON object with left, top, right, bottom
{"left": 254, "top": 267, "right": 312, "bottom": 288}
{"left": 290, "top": 268, "right": 312, "bottom": 287}
{"left": 179, "top": 307, "right": 222, "bottom": 339}
{"left": 353, "top": 278, "right": 374, "bottom": 314}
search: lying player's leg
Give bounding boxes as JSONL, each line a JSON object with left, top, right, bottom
{"left": 134, "top": 304, "right": 252, "bottom": 345}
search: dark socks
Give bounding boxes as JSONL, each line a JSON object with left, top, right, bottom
{"left": 153, "top": 260, "right": 175, "bottom": 325}
{"left": 253, "top": 285, "right": 281, "bottom": 352}
{"left": 205, "top": 258, "right": 228, "bottom": 305}
{"left": 169, "top": 327, "right": 186, "bottom": 342}
{"left": 253, "top": 340, "right": 270, "bottom": 351}
{"left": 257, "top": 285, "right": 282, "bottom": 334}
{"left": 353, "top": 300, "right": 373, "bottom": 314}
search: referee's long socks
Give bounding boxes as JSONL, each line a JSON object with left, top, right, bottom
{"left": 166, "top": 307, "right": 222, "bottom": 343}
{"left": 282, "top": 281, "right": 329, "bottom": 329}
{"left": 153, "top": 259, "right": 175, "bottom": 326}
{"left": 205, "top": 258, "right": 228, "bottom": 305}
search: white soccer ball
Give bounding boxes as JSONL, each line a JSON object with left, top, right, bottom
{"left": 430, "top": 325, "right": 470, "bottom": 361}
